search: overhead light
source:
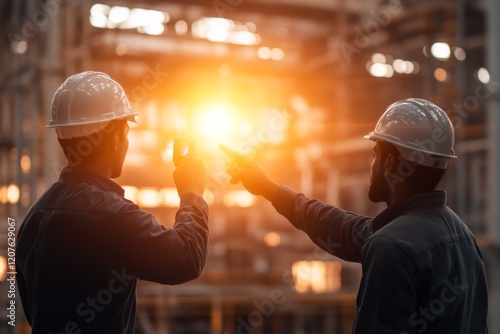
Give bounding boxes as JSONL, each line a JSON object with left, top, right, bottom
{"left": 258, "top": 46, "right": 271, "bottom": 59}
{"left": 12, "top": 40, "right": 28, "bottom": 54}
{"left": 143, "top": 23, "right": 165, "bottom": 36}
{"left": 291, "top": 261, "right": 342, "bottom": 294}
{"left": 371, "top": 53, "right": 386, "bottom": 64}
{"left": 20, "top": 154, "right": 31, "bottom": 174}
{"left": 454, "top": 47, "right": 466, "bottom": 61}
{"left": 384, "top": 64, "right": 394, "bottom": 78}
{"left": 369, "top": 63, "right": 388, "bottom": 77}
{"left": 271, "top": 48, "right": 285, "bottom": 61}
{"left": 108, "top": 6, "right": 130, "bottom": 24}
{"left": 175, "top": 20, "right": 188, "bottom": 35}
{"left": 229, "top": 30, "right": 260, "bottom": 46}
{"left": 404, "top": 61, "right": 414, "bottom": 74}
{"left": 430, "top": 42, "right": 451, "bottom": 60}
{"left": 393, "top": 59, "right": 407, "bottom": 73}
{"left": 478, "top": 67, "right": 490, "bottom": 84}
{"left": 90, "top": 14, "right": 107, "bottom": 28}
{"left": 412, "top": 61, "right": 420, "bottom": 74}
{"left": 434, "top": 68, "right": 448, "bottom": 82}
{"left": 90, "top": 4, "right": 110, "bottom": 16}
{"left": 90, "top": 4, "right": 168, "bottom": 36}
{"left": 192, "top": 17, "right": 260, "bottom": 46}
{"left": 370, "top": 56, "right": 419, "bottom": 78}
{"left": 7, "top": 184, "right": 20, "bottom": 204}
{"left": 264, "top": 232, "right": 281, "bottom": 247}
{"left": 115, "top": 44, "right": 128, "bottom": 55}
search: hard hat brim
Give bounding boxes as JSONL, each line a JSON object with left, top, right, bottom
{"left": 364, "top": 132, "right": 456, "bottom": 169}
{"left": 47, "top": 111, "right": 140, "bottom": 128}
{"left": 363, "top": 132, "right": 457, "bottom": 159}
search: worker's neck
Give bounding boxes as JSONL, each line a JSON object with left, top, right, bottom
{"left": 68, "top": 161, "right": 113, "bottom": 179}
{"left": 387, "top": 187, "right": 430, "bottom": 206}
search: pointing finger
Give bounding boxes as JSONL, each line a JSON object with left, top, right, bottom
{"left": 219, "top": 144, "right": 250, "bottom": 166}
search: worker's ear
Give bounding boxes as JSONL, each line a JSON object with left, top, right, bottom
{"left": 385, "top": 153, "right": 396, "bottom": 172}
{"left": 112, "top": 131, "right": 120, "bottom": 152}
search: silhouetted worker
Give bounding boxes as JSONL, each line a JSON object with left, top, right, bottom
{"left": 221, "top": 98, "right": 488, "bottom": 333}
{"left": 16, "top": 71, "right": 209, "bottom": 333}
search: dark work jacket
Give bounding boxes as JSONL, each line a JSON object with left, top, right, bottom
{"left": 272, "top": 187, "right": 488, "bottom": 334}
{"left": 16, "top": 166, "right": 209, "bottom": 334}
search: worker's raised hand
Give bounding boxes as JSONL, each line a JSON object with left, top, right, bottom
{"left": 173, "top": 153, "right": 205, "bottom": 197}
{"left": 219, "top": 144, "right": 278, "bottom": 200}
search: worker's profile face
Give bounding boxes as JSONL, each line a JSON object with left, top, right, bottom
{"left": 111, "top": 121, "right": 129, "bottom": 178}
{"left": 368, "top": 143, "right": 390, "bottom": 203}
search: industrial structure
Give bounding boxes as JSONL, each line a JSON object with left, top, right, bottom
{"left": 0, "top": 0, "right": 497, "bottom": 333}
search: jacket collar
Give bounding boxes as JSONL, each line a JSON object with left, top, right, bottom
{"left": 59, "top": 166, "right": 125, "bottom": 196}
{"left": 372, "top": 191, "right": 447, "bottom": 232}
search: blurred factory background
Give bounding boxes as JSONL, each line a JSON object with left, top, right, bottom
{"left": 0, "top": 0, "right": 498, "bottom": 333}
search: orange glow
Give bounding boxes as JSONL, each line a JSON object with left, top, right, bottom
{"left": 138, "top": 188, "right": 161, "bottom": 207}
{"left": 0, "top": 256, "right": 6, "bottom": 281}
{"left": 21, "top": 154, "right": 31, "bottom": 174}
{"left": 7, "top": 184, "right": 20, "bottom": 204}
{"left": 434, "top": 68, "right": 448, "bottom": 82}
{"left": 264, "top": 232, "right": 281, "bottom": 247}
{"left": 223, "top": 190, "right": 255, "bottom": 207}
{"left": 123, "top": 186, "right": 215, "bottom": 207}
{"left": 292, "top": 261, "right": 342, "bottom": 294}
{"left": 160, "top": 188, "right": 179, "bottom": 207}
{"left": 123, "top": 186, "right": 139, "bottom": 202}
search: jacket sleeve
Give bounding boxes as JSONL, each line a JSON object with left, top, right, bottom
{"left": 16, "top": 268, "right": 32, "bottom": 325}
{"left": 353, "top": 234, "right": 419, "bottom": 334}
{"left": 271, "top": 185, "right": 373, "bottom": 262}
{"left": 108, "top": 192, "right": 209, "bottom": 285}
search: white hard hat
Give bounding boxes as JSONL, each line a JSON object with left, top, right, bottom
{"left": 364, "top": 98, "right": 457, "bottom": 169}
{"left": 47, "top": 71, "right": 139, "bottom": 139}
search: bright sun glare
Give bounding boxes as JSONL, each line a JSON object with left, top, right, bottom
{"left": 193, "top": 103, "right": 233, "bottom": 142}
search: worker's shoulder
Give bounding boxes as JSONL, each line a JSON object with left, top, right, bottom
{"left": 36, "top": 180, "right": 139, "bottom": 216}
{"left": 369, "top": 205, "right": 469, "bottom": 256}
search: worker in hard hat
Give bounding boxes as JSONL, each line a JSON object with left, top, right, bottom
{"left": 221, "top": 98, "right": 488, "bottom": 333}
{"left": 16, "top": 71, "right": 209, "bottom": 333}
